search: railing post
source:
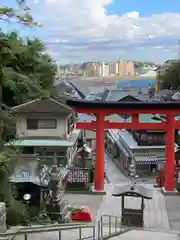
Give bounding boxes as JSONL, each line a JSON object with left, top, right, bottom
{"left": 97, "top": 220, "right": 101, "bottom": 239}
{"left": 109, "top": 215, "right": 111, "bottom": 235}
{"left": 115, "top": 216, "right": 117, "bottom": 232}
{"left": 58, "top": 230, "right": 61, "bottom": 240}
{"left": 24, "top": 233, "right": 27, "bottom": 240}
{"left": 79, "top": 227, "right": 82, "bottom": 240}
{"left": 100, "top": 216, "right": 103, "bottom": 238}
{"left": 92, "top": 225, "right": 96, "bottom": 240}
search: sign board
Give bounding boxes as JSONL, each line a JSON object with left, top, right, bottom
{"left": 67, "top": 168, "right": 89, "bottom": 191}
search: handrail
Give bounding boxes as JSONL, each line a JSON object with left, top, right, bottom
{"left": 0, "top": 214, "right": 131, "bottom": 240}
{"left": 17, "top": 222, "right": 92, "bottom": 230}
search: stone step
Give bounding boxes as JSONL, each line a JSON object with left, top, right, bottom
{"left": 108, "top": 229, "right": 178, "bottom": 240}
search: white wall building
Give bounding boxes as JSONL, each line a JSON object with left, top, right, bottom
{"left": 109, "top": 62, "right": 118, "bottom": 76}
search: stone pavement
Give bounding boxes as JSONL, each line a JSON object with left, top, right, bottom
{"left": 165, "top": 195, "right": 180, "bottom": 231}
{"left": 104, "top": 153, "right": 170, "bottom": 230}
{"left": 104, "top": 153, "right": 128, "bottom": 183}
{"left": 110, "top": 230, "right": 179, "bottom": 240}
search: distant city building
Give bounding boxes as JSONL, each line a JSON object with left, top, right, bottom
{"left": 79, "top": 60, "right": 136, "bottom": 77}
{"left": 104, "top": 63, "right": 109, "bottom": 77}
{"left": 117, "top": 60, "right": 135, "bottom": 76}
{"left": 57, "top": 65, "right": 67, "bottom": 75}
{"left": 109, "top": 62, "right": 118, "bottom": 76}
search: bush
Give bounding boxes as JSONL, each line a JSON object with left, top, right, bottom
{"left": 6, "top": 205, "right": 30, "bottom": 226}
{"left": 31, "top": 210, "right": 51, "bottom": 225}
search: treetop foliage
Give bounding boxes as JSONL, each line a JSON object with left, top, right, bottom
{"left": 0, "top": 0, "right": 40, "bottom": 27}
{"left": 158, "top": 60, "right": 180, "bottom": 90}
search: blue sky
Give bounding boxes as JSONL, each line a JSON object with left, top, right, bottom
{"left": 107, "top": 0, "right": 180, "bottom": 16}
{"left": 1, "top": 0, "right": 180, "bottom": 64}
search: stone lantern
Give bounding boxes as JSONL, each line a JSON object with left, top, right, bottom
{"left": 46, "top": 165, "right": 71, "bottom": 223}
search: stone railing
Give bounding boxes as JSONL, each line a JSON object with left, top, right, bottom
{"left": 0, "top": 203, "right": 6, "bottom": 233}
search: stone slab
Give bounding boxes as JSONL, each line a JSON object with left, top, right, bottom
{"left": 110, "top": 230, "right": 178, "bottom": 240}
{"left": 161, "top": 187, "right": 180, "bottom": 196}
{"left": 90, "top": 187, "right": 106, "bottom": 195}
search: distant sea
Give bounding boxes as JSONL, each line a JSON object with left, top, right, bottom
{"left": 116, "top": 79, "right": 157, "bottom": 89}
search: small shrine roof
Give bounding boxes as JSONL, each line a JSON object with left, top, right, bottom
{"left": 112, "top": 184, "right": 153, "bottom": 199}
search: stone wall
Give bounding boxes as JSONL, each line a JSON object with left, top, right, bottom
{"left": 0, "top": 202, "right": 6, "bottom": 232}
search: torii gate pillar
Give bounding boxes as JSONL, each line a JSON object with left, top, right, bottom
{"left": 94, "top": 113, "right": 105, "bottom": 191}
{"left": 165, "top": 113, "right": 175, "bottom": 191}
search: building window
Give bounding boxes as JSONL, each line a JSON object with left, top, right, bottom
{"left": 140, "top": 133, "right": 146, "bottom": 140}
{"left": 38, "top": 119, "right": 57, "bottom": 129}
{"left": 147, "top": 135, "right": 153, "bottom": 141}
{"left": 27, "top": 119, "right": 57, "bottom": 129}
{"left": 27, "top": 119, "right": 38, "bottom": 129}
{"left": 22, "top": 147, "right": 34, "bottom": 154}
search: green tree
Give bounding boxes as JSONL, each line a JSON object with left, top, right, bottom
{"left": 160, "top": 61, "right": 180, "bottom": 89}
{"left": 0, "top": 31, "right": 57, "bottom": 107}
{"left": 0, "top": 0, "right": 39, "bottom": 27}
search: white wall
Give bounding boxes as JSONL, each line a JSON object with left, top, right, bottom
{"left": 16, "top": 113, "right": 68, "bottom": 138}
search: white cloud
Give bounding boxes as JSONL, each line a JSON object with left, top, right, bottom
{"left": 29, "top": 0, "right": 180, "bottom": 63}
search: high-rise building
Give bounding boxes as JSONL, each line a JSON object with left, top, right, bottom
{"left": 117, "top": 60, "right": 135, "bottom": 76}
{"left": 109, "top": 62, "right": 118, "bottom": 76}
{"left": 103, "top": 63, "right": 109, "bottom": 77}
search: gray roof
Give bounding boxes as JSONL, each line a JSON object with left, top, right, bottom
{"left": 108, "top": 129, "right": 166, "bottom": 150}
{"left": 108, "top": 128, "right": 178, "bottom": 151}
{"left": 105, "top": 89, "right": 150, "bottom": 102}
{"left": 55, "top": 82, "right": 73, "bottom": 94}
{"left": 151, "top": 90, "right": 178, "bottom": 102}
{"left": 112, "top": 184, "right": 153, "bottom": 199}
{"left": 68, "top": 80, "right": 90, "bottom": 99}
{"left": 77, "top": 113, "right": 95, "bottom": 122}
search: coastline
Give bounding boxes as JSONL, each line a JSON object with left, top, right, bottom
{"left": 71, "top": 75, "right": 157, "bottom": 83}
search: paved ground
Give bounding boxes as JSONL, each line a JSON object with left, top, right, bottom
{"left": 97, "top": 153, "right": 170, "bottom": 231}
{"left": 165, "top": 195, "right": 180, "bottom": 230}
{"left": 104, "top": 153, "right": 128, "bottom": 184}
{"left": 110, "top": 230, "right": 179, "bottom": 240}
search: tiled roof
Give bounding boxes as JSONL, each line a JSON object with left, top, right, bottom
{"left": 68, "top": 80, "right": 89, "bottom": 99}
{"left": 105, "top": 89, "right": 150, "bottom": 102}
{"left": 135, "top": 156, "right": 165, "bottom": 164}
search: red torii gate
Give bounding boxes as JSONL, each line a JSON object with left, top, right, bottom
{"left": 67, "top": 99, "right": 180, "bottom": 192}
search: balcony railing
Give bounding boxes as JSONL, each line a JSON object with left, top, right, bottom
{"left": 10, "top": 155, "right": 69, "bottom": 186}
{"left": 131, "top": 132, "right": 165, "bottom": 146}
